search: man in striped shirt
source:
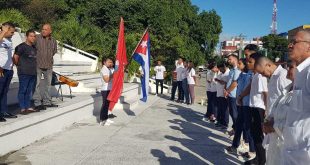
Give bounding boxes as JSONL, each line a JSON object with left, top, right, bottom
{"left": 33, "top": 24, "right": 58, "bottom": 110}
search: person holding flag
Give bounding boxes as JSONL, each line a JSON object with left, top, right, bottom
{"left": 133, "top": 29, "right": 151, "bottom": 102}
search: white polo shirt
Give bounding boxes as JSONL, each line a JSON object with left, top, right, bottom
{"left": 216, "top": 69, "right": 230, "bottom": 97}
{"left": 100, "top": 65, "right": 114, "bottom": 91}
{"left": 267, "top": 65, "right": 292, "bottom": 116}
{"left": 154, "top": 65, "right": 166, "bottom": 80}
{"left": 176, "top": 63, "right": 184, "bottom": 81}
{"left": 283, "top": 57, "right": 310, "bottom": 164}
{"left": 0, "top": 38, "right": 13, "bottom": 70}
{"left": 249, "top": 73, "right": 268, "bottom": 110}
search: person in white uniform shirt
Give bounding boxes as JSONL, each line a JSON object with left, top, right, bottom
{"left": 176, "top": 58, "right": 184, "bottom": 103}
{"left": 154, "top": 60, "right": 166, "bottom": 96}
{"left": 203, "top": 63, "right": 218, "bottom": 122}
{"left": 99, "top": 57, "right": 115, "bottom": 126}
{"left": 281, "top": 30, "right": 310, "bottom": 165}
{"left": 214, "top": 63, "right": 230, "bottom": 129}
{"left": 247, "top": 53, "right": 268, "bottom": 165}
{"left": 255, "top": 56, "right": 292, "bottom": 165}
{"left": 187, "top": 61, "right": 196, "bottom": 105}
{"left": 181, "top": 60, "right": 190, "bottom": 104}
{"left": 0, "top": 22, "right": 17, "bottom": 122}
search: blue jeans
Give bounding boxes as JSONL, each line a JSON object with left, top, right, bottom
{"left": 216, "top": 97, "right": 229, "bottom": 127}
{"left": 205, "top": 91, "right": 217, "bottom": 118}
{"left": 0, "top": 69, "right": 13, "bottom": 117}
{"left": 18, "top": 74, "right": 36, "bottom": 109}
{"left": 232, "top": 106, "right": 255, "bottom": 152}
{"left": 228, "top": 97, "right": 238, "bottom": 130}
{"left": 182, "top": 79, "right": 190, "bottom": 104}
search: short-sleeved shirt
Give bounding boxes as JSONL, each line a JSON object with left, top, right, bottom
{"left": 176, "top": 64, "right": 184, "bottom": 81}
{"left": 100, "top": 65, "right": 114, "bottom": 91}
{"left": 226, "top": 66, "right": 241, "bottom": 98}
{"left": 207, "top": 71, "right": 218, "bottom": 92}
{"left": 267, "top": 65, "right": 292, "bottom": 115}
{"left": 154, "top": 65, "right": 166, "bottom": 80}
{"left": 216, "top": 69, "right": 230, "bottom": 97}
{"left": 14, "top": 43, "right": 37, "bottom": 75}
{"left": 0, "top": 38, "right": 13, "bottom": 70}
{"left": 237, "top": 72, "right": 252, "bottom": 106}
{"left": 249, "top": 73, "right": 268, "bottom": 109}
{"left": 35, "top": 34, "right": 57, "bottom": 69}
{"left": 187, "top": 68, "right": 196, "bottom": 85}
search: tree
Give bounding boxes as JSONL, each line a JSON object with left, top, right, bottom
{"left": 0, "top": 9, "right": 31, "bottom": 30}
{"left": 261, "top": 34, "right": 288, "bottom": 61}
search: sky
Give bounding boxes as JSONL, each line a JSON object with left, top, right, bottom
{"left": 191, "top": 0, "right": 310, "bottom": 41}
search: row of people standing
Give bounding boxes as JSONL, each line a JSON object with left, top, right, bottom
{"left": 0, "top": 22, "right": 58, "bottom": 122}
{"left": 170, "top": 58, "right": 196, "bottom": 105}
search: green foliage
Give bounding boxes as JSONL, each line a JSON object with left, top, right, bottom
{"left": 3, "top": 0, "right": 222, "bottom": 76}
{"left": 261, "top": 34, "right": 289, "bottom": 60}
{"left": 0, "top": 9, "right": 31, "bottom": 30}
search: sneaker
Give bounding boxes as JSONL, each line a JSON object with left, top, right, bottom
{"left": 99, "top": 121, "right": 111, "bottom": 126}
{"left": 241, "top": 152, "right": 256, "bottom": 160}
{"left": 202, "top": 117, "right": 209, "bottom": 122}
{"left": 0, "top": 117, "right": 6, "bottom": 122}
{"left": 106, "top": 119, "right": 114, "bottom": 124}
{"left": 225, "top": 146, "right": 237, "bottom": 154}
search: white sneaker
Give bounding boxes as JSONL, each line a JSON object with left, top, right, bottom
{"left": 106, "top": 119, "right": 114, "bottom": 124}
{"left": 202, "top": 117, "right": 208, "bottom": 122}
{"left": 99, "top": 120, "right": 110, "bottom": 126}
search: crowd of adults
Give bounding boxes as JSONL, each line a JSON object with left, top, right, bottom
{"left": 0, "top": 22, "right": 58, "bottom": 122}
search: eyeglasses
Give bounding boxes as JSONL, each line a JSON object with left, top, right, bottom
{"left": 289, "top": 39, "right": 310, "bottom": 45}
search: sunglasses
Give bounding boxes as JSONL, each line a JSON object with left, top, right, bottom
{"left": 289, "top": 39, "right": 310, "bottom": 45}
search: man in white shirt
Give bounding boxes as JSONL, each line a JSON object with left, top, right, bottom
{"left": 176, "top": 58, "right": 184, "bottom": 102}
{"left": 99, "top": 57, "right": 115, "bottom": 126}
{"left": 0, "top": 22, "right": 17, "bottom": 122}
{"left": 255, "top": 56, "right": 292, "bottom": 165}
{"left": 281, "top": 30, "right": 310, "bottom": 165}
{"left": 154, "top": 60, "right": 166, "bottom": 95}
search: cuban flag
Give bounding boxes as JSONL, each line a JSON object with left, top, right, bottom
{"left": 133, "top": 30, "right": 150, "bottom": 102}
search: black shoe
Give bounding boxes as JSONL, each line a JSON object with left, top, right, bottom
{"left": 3, "top": 112, "right": 17, "bottom": 118}
{"left": 35, "top": 105, "right": 46, "bottom": 111}
{"left": 0, "top": 117, "right": 6, "bottom": 122}
{"left": 108, "top": 114, "right": 117, "bottom": 118}
{"left": 45, "top": 104, "right": 58, "bottom": 108}
{"left": 244, "top": 157, "right": 258, "bottom": 165}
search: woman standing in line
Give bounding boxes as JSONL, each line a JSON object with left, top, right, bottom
{"left": 187, "top": 61, "right": 196, "bottom": 105}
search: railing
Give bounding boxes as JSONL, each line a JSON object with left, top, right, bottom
{"left": 60, "top": 43, "right": 98, "bottom": 61}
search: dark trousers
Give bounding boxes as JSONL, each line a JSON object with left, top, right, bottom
{"left": 156, "top": 79, "right": 164, "bottom": 94}
{"left": 205, "top": 91, "right": 217, "bottom": 118}
{"left": 170, "top": 81, "right": 178, "bottom": 100}
{"left": 177, "top": 81, "right": 184, "bottom": 101}
{"left": 0, "top": 69, "right": 13, "bottom": 117}
{"left": 228, "top": 97, "right": 238, "bottom": 130}
{"left": 182, "top": 79, "right": 190, "bottom": 104}
{"left": 18, "top": 74, "right": 36, "bottom": 109}
{"left": 216, "top": 97, "right": 229, "bottom": 127}
{"left": 100, "top": 90, "right": 110, "bottom": 121}
{"left": 232, "top": 106, "right": 255, "bottom": 152}
{"left": 250, "top": 107, "right": 266, "bottom": 165}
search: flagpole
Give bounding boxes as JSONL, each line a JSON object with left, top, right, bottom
{"left": 131, "top": 28, "right": 148, "bottom": 57}
{"left": 127, "top": 27, "right": 149, "bottom": 67}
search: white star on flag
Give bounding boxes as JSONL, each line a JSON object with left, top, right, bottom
{"left": 140, "top": 41, "right": 147, "bottom": 48}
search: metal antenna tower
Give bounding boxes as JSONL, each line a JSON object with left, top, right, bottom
{"left": 271, "top": 0, "right": 278, "bottom": 34}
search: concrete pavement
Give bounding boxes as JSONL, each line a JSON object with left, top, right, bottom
{"left": 1, "top": 93, "right": 243, "bottom": 165}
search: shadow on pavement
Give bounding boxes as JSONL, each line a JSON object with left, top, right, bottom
{"left": 151, "top": 103, "right": 242, "bottom": 165}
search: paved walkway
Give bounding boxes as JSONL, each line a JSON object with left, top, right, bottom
{"left": 1, "top": 93, "right": 242, "bottom": 165}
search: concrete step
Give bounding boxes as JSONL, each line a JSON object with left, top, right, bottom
{"left": 0, "top": 83, "right": 140, "bottom": 156}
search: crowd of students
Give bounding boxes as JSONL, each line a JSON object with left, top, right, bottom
{"left": 202, "top": 29, "right": 310, "bottom": 165}
{"left": 0, "top": 22, "right": 58, "bottom": 122}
